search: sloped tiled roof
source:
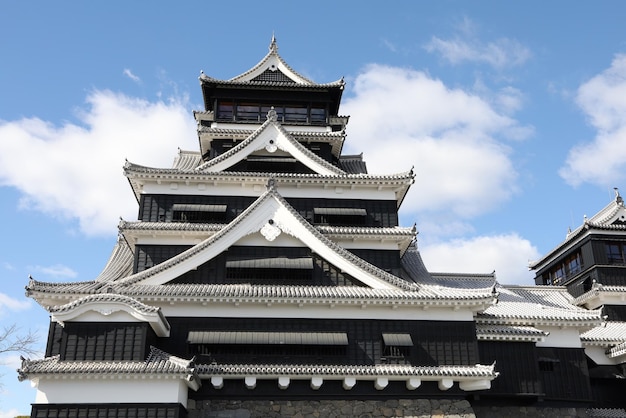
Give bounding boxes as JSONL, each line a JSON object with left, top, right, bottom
{"left": 116, "top": 283, "right": 496, "bottom": 305}
{"left": 48, "top": 293, "right": 160, "bottom": 315}
{"left": 94, "top": 237, "right": 134, "bottom": 283}
{"left": 199, "top": 36, "right": 344, "bottom": 88}
{"left": 573, "top": 283, "right": 626, "bottom": 307}
{"left": 196, "top": 362, "right": 497, "bottom": 379}
{"left": 530, "top": 192, "right": 626, "bottom": 269}
{"left": 477, "top": 285, "right": 603, "bottom": 326}
{"left": 339, "top": 154, "right": 367, "bottom": 174}
{"left": 18, "top": 347, "right": 197, "bottom": 385}
{"left": 476, "top": 324, "right": 548, "bottom": 342}
{"left": 581, "top": 322, "right": 626, "bottom": 345}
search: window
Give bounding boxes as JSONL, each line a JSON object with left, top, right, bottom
{"left": 188, "top": 331, "right": 348, "bottom": 364}
{"left": 217, "top": 101, "right": 234, "bottom": 119}
{"left": 381, "top": 333, "right": 413, "bottom": 364}
{"left": 215, "top": 100, "right": 326, "bottom": 125}
{"left": 566, "top": 252, "right": 582, "bottom": 275}
{"left": 313, "top": 207, "right": 367, "bottom": 226}
{"left": 310, "top": 107, "right": 326, "bottom": 124}
{"left": 606, "top": 242, "right": 626, "bottom": 264}
{"left": 172, "top": 204, "right": 227, "bottom": 223}
{"left": 236, "top": 103, "right": 261, "bottom": 121}
{"left": 545, "top": 250, "right": 583, "bottom": 285}
{"left": 538, "top": 357, "right": 559, "bottom": 372}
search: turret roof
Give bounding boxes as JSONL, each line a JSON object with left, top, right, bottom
{"left": 530, "top": 189, "right": 626, "bottom": 269}
{"left": 199, "top": 35, "right": 344, "bottom": 88}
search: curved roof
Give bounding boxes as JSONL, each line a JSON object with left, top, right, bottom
{"left": 18, "top": 347, "right": 198, "bottom": 389}
{"left": 477, "top": 285, "right": 603, "bottom": 327}
{"left": 124, "top": 160, "right": 415, "bottom": 207}
{"left": 195, "top": 112, "right": 345, "bottom": 175}
{"left": 200, "top": 35, "right": 344, "bottom": 88}
{"left": 530, "top": 191, "right": 626, "bottom": 269}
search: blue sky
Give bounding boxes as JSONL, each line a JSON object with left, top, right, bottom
{"left": 2, "top": 1, "right": 626, "bottom": 414}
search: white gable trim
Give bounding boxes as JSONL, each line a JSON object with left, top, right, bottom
{"left": 50, "top": 295, "right": 170, "bottom": 337}
{"left": 196, "top": 116, "right": 344, "bottom": 176}
{"left": 116, "top": 189, "right": 412, "bottom": 290}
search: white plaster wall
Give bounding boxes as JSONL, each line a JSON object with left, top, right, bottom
{"left": 34, "top": 378, "right": 189, "bottom": 406}
{"left": 133, "top": 229, "right": 403, "bottom": 251}
{"left": 584, "top": 346, "right": 622, "bottom": 365}
{"left": 155, "top": 301, "right": 476, "bottom": 322}
{"left": 536, "top": 326, "right": 582, "bottom": 348}
{"left": 66, "top": 310, "right": 141, "bottom": 323}
{"left": 140, "top": 182, "right": 398, "bottom": 201}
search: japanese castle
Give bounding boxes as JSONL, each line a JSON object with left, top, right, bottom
{"left": 19, "top": 38, "right": 626, "bottom": 417}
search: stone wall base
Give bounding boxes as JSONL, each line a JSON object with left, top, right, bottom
{"left": 189, "top": 399, "right": 475, "bottom": 418}
{"left": 188, "top": 399, "right": 602, "bottom": 418}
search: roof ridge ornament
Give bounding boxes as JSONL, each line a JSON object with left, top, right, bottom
{"left": 267, "top": 107, "right": 278, "bottom": 122}
{"left": 266, "top": 178, "right": 277, "bottom": 191}
{"left": 615, "top": 187, "right": 623, "bottom": 205}
{"left": 269, "top": 33, "right": 278, "bottom": 53}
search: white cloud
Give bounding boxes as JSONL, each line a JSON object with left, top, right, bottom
{"left": 424, "top": 17, "right": 531, "bottom": 69}
{"left": 420, "top": 233, "right": 540, "bottom": 285}
{"left": 426, "top": 36, "right": 531, "bottom": 69}
{"left": 0, "top": 354, "right": 22, "bottom": 369}
{"left": 342, "top": 64, "right": 526, "bottom": 218}
{"left": 29, "top": 264, "right": 77, "bottom": 279}
{"left": 0, "top": 409, "right": 21, "bottom": 418}
{"left": 560, "top": 54, "right": 626, "bottom": 187}
{"left": 0, "top": 90, "right": 197, "bottom": 236}
{"left": 123, "top": 68, "right": 141, "bottom": 83}
{"left": 0, "top": 293, "right": 31, "bottom": 314}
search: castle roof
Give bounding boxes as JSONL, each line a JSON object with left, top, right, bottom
{"left": 477, "top": 285, "right": 603, "bottom": 327}
{"left": 530, "top": 190, "right": 626, "bottom": 270}
{"left": 18, "top": 347, "right": 199, "bottom": 390}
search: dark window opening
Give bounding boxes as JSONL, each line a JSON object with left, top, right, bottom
{"left": 546, "top": 250, "right": 583, "bottom": 285}
{"left": 215, "top": 100, "right": 327, "bottom": 125}
{"left": 314, "top": 207, "right": 367, "bottom": 226}
{"left": 226, "top": 256, "right": 313, "bottom": 284}
{"left": 538, "top": 357, "right": 559, "bottom": 372}
{"left": 217, "top": 101, "right": 234, "bottom": 120}
{"left": 172, "top": 204, "right": 227, "bottom": 223}
{"left": 188, "top": 331, "right": 348, "bottom": 365}
{"left": 381, "top": 333, "right": 413, "bottom": 365}
{"left": 606, "top": 242, "right": 626, "bottom": 264}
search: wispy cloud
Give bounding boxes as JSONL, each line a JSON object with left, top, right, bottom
{"left": 1, "top": 262, "right": 15, "bottom": 271}
{"left": 0, "top": 90, "right": 197, "bottom": 236}
{"left": 0, "top": 293, "right": 31, "bottom": 314}
{"left": 0, "top": 409, "right": 21, "bottom": 418}
{"left": 424, "top": 18, "right": 531, "bottom": 69}
{"left": 560, "top": 54, "right": 626, "bottom": 187}
{"left": 123, "top": 68, "right": 141, "bottom": 83}
{"left": 29, "top": 264, "right": 78, "bottom": 279}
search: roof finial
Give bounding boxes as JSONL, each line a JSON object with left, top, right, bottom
{"left": 615, "top": 187, "right": 623, "bottom": 204}
{"left": 269, "top": 32, "right": 278, "bottom": 53}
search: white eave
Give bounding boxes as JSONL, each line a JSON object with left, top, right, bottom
{"left": 48, "top": 293, "right": 171, "bottom": 337}
{"left": 123, "top": 162, "right": 414, "bottom": 206}
{"left": 196, "top": 362, "right": 498, "bottom": 392}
